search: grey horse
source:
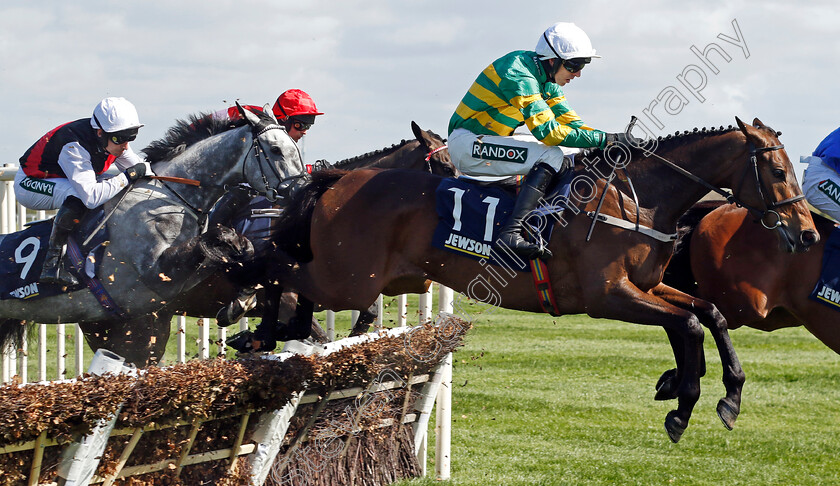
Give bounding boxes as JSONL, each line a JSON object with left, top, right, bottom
{"left": 0, "top": 105, "right": 307, "bottom": 360}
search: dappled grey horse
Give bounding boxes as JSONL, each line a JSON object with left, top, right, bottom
{"left": 0, "top": 105, "right": 307, "bottom": 362}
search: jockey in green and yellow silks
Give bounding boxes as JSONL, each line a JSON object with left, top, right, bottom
{"left": 448, "top": 22, "right": 639, "bottom": 261}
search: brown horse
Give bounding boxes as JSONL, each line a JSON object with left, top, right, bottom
{"left": 71, "top": 122, "right": 454, "bottom": 366}
{"left": 265, "top": 118, "right": 817, "bottom": 442}
{"left": 664, "top": 200, "right": 840, "bottom": 352}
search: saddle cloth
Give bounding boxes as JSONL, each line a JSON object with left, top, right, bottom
{"left": 809, "top": 226, "right": 840, "bottom": 311}
{"left": 432, "top": 172, "right": 573, "bottom": 270}
{"left": 0, "top": 209, "right": 107, "bottom": 301}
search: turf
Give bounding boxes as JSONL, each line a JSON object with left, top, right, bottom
{"left": 394, "top": 308, "right": 840, "bottom": 486}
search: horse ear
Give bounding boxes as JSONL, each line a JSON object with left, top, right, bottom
{"left": 237, "top": 102, "right": 260, "bottom": 127}
{"left": 735, "top": 116, "right": 749, "bottom": 135}
{"left": 264, "top": 104, "right": 278, "bottom": 124}
{"left": 752, "top": 117, "right": 765, "bottom": 129}
{"left": 411, "top": 121, "right": 432, "bottom": 149}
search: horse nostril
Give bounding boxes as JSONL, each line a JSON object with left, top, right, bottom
{"left": 800, "top": 230, "right": 819, "bottom": 247}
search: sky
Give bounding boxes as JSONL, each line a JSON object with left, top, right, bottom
{"left": 1, "top": 0, "right": 838, "bottom": 183}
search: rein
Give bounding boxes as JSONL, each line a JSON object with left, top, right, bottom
{"left": 645, "top": 142, "right": 803, "bottom": 229}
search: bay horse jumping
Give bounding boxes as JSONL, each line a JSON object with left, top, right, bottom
{"left": 664, "top": 200, "right": 840, "bottom": 353}
{"left": 74, "top": 122, "right": 453, "bottom": 365}
{"left": 264, "top": 117, "right": 817, "bottom": 442}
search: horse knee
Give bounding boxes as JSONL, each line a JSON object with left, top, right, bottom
{"left": 684, "top": 316, "right": 704, "bottom": 343}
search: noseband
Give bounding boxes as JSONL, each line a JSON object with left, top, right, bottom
{"left": 647, "top": 142, "right": 803, "bottom": 230}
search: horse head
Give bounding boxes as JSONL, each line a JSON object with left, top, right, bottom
{"left": 732, "top": 116, "right": 819, "bottom": 253}
{"left": 237, "top": 103, "right": 308, "bottom": 202}
{"left": 410, "top": 121, "right": 459, "bottom": 177}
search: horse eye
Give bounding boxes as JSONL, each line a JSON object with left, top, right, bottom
{"left": 772, "top": 168, "right": 785, "bottom": 179}
{"left": 270, "top": 146, "right": 282, "bottom": 155}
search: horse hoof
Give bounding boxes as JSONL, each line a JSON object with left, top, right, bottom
{"left": 664, "top": 410, "right": 687, "bottom": 443}
{"left": 716, "top": 398, "right": 739, "bottom": 431}
{"left": 655, "top": 368, "right": 679, "bottom": 401}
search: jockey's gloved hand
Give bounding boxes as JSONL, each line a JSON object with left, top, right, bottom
{"left": 124, "top": 163, "right": 148, "bottom": 183}
{"left": 605, "top": 132, "right": 643, "bottom": 148}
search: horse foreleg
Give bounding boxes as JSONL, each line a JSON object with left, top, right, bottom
{"left": 652, "top": 283, "right": 744, "bottom": 431}
{"left": 148, "top": 225, "right": 254, "bottom": 294}
{"left": 349, "top": 302, "right": 378, "bottom": 337}
{"left": 587, "top": 281, "right": 704, "bottom": 443}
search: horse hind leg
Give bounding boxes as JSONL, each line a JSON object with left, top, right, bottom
{"left": 590, "top": 284, "right": 705, "bottom": 443}
{"left": 655, "top": 329, "right": 707, "bottom": 401}
{"left": 653, "top": 284, "right": 744, "bottom": 431}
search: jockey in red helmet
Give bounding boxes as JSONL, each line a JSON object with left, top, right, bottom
{"left": 271, "top": 89, "right": 324, "bottom": 143}
{"left": 214, "top": 89, "right": 324, "bottom": 144}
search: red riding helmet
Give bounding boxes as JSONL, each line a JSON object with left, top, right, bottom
{"left": 272, "top": 89, "right": 324, "bottom": 122}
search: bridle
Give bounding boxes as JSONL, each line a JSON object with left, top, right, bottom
{"left": 645, "top": 140, "right": 803, "bottom": 230}
{"left": 159, "top": 121, "right": 308, "bottom": 221}
{"left": 424, "top": 144, "right": 449, "bottom": 173}
{"left": 246, "top": 123, "right": 308, "bottom": 203}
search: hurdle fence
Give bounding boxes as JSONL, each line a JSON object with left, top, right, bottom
{"left": 0, "top": 164, "right": 457, "bottom": 483}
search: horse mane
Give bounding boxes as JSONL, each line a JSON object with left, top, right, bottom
{"left": 333, "top": 139, "right": 416, "bottom": 168}
{"left": 273, "top": 169, "right": 349, "bottom": 261}
{"left": 142, "top": 112, "right": 248, "bottom": 163}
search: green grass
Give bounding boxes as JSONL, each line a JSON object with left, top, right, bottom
{"left": 394, "top": 309, "right": 840, "bottom": 486}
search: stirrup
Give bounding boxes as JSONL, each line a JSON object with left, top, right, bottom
{"left": 495, "top": 232, "right": 553, "bottom": 261}
{"left": 39, "top": 250, "right": 80, "bottom": 287}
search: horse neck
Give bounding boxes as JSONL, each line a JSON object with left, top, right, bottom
{"left": 335, "top": 141, "right": 424, "bottom": 170}
{"left": 153, "top": 126, "right": 251, "bottom": 210}
{"left": 617, "top": 130, "right": 746, "bottom": 228}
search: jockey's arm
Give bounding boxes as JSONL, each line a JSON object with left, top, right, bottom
{"left": 57, "top": 142, "right": 132, "bottom": 209}
{"left": 113, "top": 145, "right": 154, "bottom": 176}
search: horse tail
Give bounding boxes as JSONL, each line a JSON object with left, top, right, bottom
{"left": 0, "top": 318, "right": 30, "bottom": 357}
{"left": 275, "top": 169, "right": 349, "bottom": 261}
{"left": 663, "top": 200, "right": 727, "bottom": 294}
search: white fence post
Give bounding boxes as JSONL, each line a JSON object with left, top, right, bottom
{"left": 419, "top": 284, "right": 433, "bottom": 325}
{"left": 436, "top": 286, "right": 454, "bottom": 480}
{"left": 199, "top": 318, "right": 210, "bottom": 360}
{"left": 57, "top": 323, "right": 66, "bottom": 380}
{"left": 325, "top": 311, "right": 335, "bottom": 341}
{"left": 397, "top": 294, "right": 407, "bottom": 327}
{"left": 177, "top": 316, "right": 187, "bottom": 364}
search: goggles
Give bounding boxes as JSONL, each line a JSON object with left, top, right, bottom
{"left": 291, "top": 120, "right": 313, "bottom": 131}
{"left": 108, "top": 129, "right": 138, "bottom": 145}
{"left": 561, "top": 57, "right": 591, "bottom": 73}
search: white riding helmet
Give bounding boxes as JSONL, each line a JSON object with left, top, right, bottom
{"left": 535, "top": 22, "right": 601, "bottom": 60}
{"left": 90, "top": 97, "right": 144, "bottom": 133}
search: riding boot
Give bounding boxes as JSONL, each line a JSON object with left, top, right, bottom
{"left": 39, "top": 196, "right": 87, "bottom": 287}
{"left": 215, "top": 286, "right": 258, "bottom": 327}
{"left": 495, "top": 163, "right": 557, "bottom": 261}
